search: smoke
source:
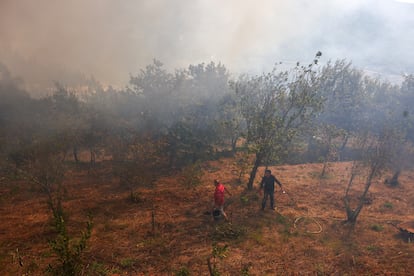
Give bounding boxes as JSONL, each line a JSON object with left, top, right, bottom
{"left": 1, "top": 0, "right": 413, "bottom": 94}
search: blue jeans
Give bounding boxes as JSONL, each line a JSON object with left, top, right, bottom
{"left": 262, "top": 190, "right": 274, "bottom": 209}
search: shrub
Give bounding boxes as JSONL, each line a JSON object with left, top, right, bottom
{"left": 174, "top": 267, "right": 190, "bottom": 276}
{"left": 370, "top": 224, "right": 383, "bottom": 232}
{"left": 47, "top": 214, "right": 93, "bottom": 275}
{"left": 119, "top": 258, "right": 135, "bottom": 268}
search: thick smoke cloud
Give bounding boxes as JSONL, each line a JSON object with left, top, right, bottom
{"left": 1, "top": 0, "right": 413, "bottom": 94}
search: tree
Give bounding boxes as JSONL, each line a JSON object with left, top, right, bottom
{"left": 216, "top": 92, "right": 244, "bottom": 153}
{"left": 43, "top": 83, "right": 86, "bottom": 163}
{"left": 0, "top": 63, "right": 39, "bottom": 162}
{"left": 9, "top": 137, "right": 92, "bottom": 275}
{"left": 165, "top": 121, "right": 214, "bottom": 167}
{"left": 343, "top": 127, "right": 401, "bottom": 224}
{"left": 386, "top": 75, "right": 414, "bottom": 186}
{"left": 109, "top": 130, "right": 169, "bottom": 198}
{"left": 129, "top": 59, "right": 176, "bottom": 131}
{"left": 313, "top": 123, "right": 344, "bottom": 178}
{"left": 317, "top": 60, "right": 367, "bottom": 160}
{"left": 234, "top": 53, "right": 324, "bottom": 189}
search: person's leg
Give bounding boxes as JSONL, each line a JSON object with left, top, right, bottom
{"left": 219, "top": 205, "right": 228, "bottom": 220}
{"left": 262, "top": 192, "right": 268, "bottom": 210}
{"left": 270, "top": 191, "right": 275, "bottom": 209}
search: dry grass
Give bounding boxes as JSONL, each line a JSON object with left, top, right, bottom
{"left": 1, "top": 158, "right": 414, "bottom": 275}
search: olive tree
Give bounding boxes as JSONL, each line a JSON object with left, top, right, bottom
{"left": 343, "top": 126, "right": 402, "bottom": 224}
{"left": 234, "top": 53, "right": 325, "bottom": 189}
{"left": 317, "top": 60, "right": 367, "bottom": 160}
{"left": 10, "top": 137, "right": 93, "bottom": 275}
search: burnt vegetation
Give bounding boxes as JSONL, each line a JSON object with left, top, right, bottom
{"left": 1, "top": 55, "right": 414, "bottom": 275}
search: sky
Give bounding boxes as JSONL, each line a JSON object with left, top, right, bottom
{"left": 1, "top": 0, "right": 414, "bottom": 94}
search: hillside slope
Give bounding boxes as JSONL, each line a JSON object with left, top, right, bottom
{"left": 1, "top": 158, "right": 414, "bottom": 275}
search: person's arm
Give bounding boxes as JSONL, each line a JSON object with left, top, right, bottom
{"left": 274, "top": 176, "right": 285, "bottom": 192}
{"left": 259, "top": 177, "right": 265, "bottom": 189}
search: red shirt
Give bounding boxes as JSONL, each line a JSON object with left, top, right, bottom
{"left": 214, "top": 183, "right": 225, "bottom": 205}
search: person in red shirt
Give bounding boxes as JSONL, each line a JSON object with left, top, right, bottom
{"left": 213, "top": 179, "right": 232, "bottom": 220}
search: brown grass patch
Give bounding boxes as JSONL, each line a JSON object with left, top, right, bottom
{"left": 1, "top": 159, "right": 414, "bottom": 275}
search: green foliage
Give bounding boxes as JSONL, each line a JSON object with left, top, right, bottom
{"left": 166, "top": 121, "right": 215, "bottom": 166}
{"left": 366, "top": 244, "right": 381, "bottom": 253}
{"left": 234, "top": 151, "right": 251, "bottom": 184}
{"left": 383, "top": 202, "right": 393, "bottom": 209}
{"left": 370, "top": 224, "right": 384, "bottom": 232}
{"left": 10, "top": 138, "right": 93, "bottom": 276}
{"left": 5, "top": 140, "right": 80, "bottom": 274}
{"left": 119, "top": 258, "right": 135, "bottom": 268}
{"left": 47, "top": 215, "right": 93, "bottom": 276}
{"left": 174, "top": 266, "right": 191, "bottom": 276}
{"left": 240, "top": 195, "right": 249, "bottom": 204}
{"left": 318, "top": 60, "right": 367, "bottom": 134}
{"left": 275, "top": 213, "right": 289, "bottom": 225}
{"left": 216, "top": 92, "right": 244, "bottom": 152}
{"left": 234, "top": 52, "right": 325, "bottom": 188}
{"left": 212, "top": 243, "right": 229, "bottom": 259}
{"left": 208, "top": 243, "right": 229, "bottom": 276}
{"left": 241, "top": 263, "right": 251, "bottom": 276}
{"left": 275, "top": 214, "right": 294, "bottom": 241}
{"left": 90, "top": 262, "right": 111, "bottom": 275}
{"left": 211, "top": 223, "right": 245, "bottom": 241}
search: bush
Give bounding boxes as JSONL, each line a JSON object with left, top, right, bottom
{"left": 383, "top": 202, "right": 393, "bottom": 209}
{"left": 370, "top": 224, "right": 383, "bottom": 232}
{"left": 175, "top": 266, "right": 191, "bottom": 276}
{"left": 47, "top": 213, "right": 93, "bottom": 275}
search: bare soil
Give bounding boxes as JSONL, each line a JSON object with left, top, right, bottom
{"left": 1, "top": 158, "right": 414, "bottom": 275}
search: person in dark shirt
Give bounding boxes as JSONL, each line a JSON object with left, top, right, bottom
{"left": 259, "top": 169, "right": 285, "bottom": 210}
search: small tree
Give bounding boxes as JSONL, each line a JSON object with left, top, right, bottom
{"left": 384, "top": 74, "right": 414, "bottom": 185}
{"left": 316, "top": 124, "right": 344, "bottom": 178}
{"left": 12, "top": 138, "right": 93, "bottom": 275}
{"left": 343, "top": 127, "right": 401, "bottom": 224}
{"left": 110, "top": 132, "right": 169, "bottom": 198}
{"left": 234, "top": 151, "right": 252, "bottom": 184}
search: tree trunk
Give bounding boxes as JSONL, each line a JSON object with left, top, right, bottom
{"left": 90, "top": 149, "right": 96, "bottom": 164}
{"left": 345, "top": 168, "right": 375, "bottom": 224}
{"left": 321, "top": 136, "right": 332, "bottom": 178}
{"left": 73, "top": 146, "right": 79, "bottom": 163}
{"left": 387, "top": 169, "right": 401, "bottom": 186}
{"left": 231, "top": 137, "right": 238, "bottom": 154}
{"left": 345, "top": 204, "right": 363, "bottom": 224}
{"left": 247, "top": 153, "right": 262, "bottom": 190}
{"left": 321, "top": 159, "right": 328, "bottom": 178}
{"left": 338, "top": 134, "right": 349, "bottom": 161}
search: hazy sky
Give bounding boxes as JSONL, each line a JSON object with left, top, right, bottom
{"left": 1, "top": 0, "right": 414, "bottom": 92}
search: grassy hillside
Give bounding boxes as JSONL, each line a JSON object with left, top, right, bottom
{"left": 1, "top": 157, "right": 414, "bottom": 275}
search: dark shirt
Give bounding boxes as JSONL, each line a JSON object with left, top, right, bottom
{"left": 260, "top": 175, "right": 282, "bottom": 192}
